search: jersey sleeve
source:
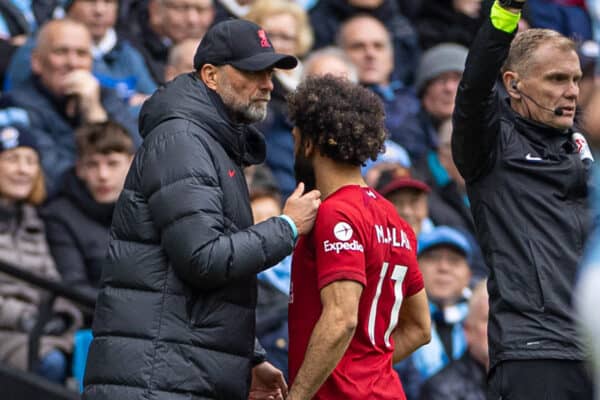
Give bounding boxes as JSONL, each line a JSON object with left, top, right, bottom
{"left": 313, "top": 203, "right": 367, "bottom": 290}
{"left": 403, "top": 226, "right": 424, "bottom": 297}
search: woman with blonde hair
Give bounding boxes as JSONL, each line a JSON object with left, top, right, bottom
{"left": 245, "top": 0, "right": 314, "bottom": 199}
{"left": 0, "top": 124, "right": 82, "bottom": 383}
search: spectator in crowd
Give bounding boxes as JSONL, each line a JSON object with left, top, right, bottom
{"left": 0, "top": 124, "right": 82, "bottom": 384}
{"left": 583, "top": 88, "right": 600, "bottom": 151}
{"left": 310, "top": 0, "right": 420, "bottom": 85}
{"left": 589, "top": 0, "right": 600, "bottom": 44}
{"left": 0, "top": 19, "right": 139, "bottom": 195}
{"left": 302, "top": 46, "right": 358, "bottom": 82}
{"left": 419, "top": 279, "right": 489, "bottom": 400}
{"left": 418, "top": 118, "right": 473, "bottom": 236}
{"left": 5, "top": 0, "right": 157, "bottom": 106}
{"left": 83, "top": 19, "right": 320, "bottom": 400}
{"left": 379, "top": 173, "right": 433, "bottom": 237}
{"left": 0, "top": 0, "right": 59, "bottom": 84}
{"left": 248, "top": 165, "right": 293, "bottom": 379}
{"left": 42, "top": 121, "right": 134, "bottom": 303}
{"left": 0, "top": 37, "right": 16, "bottom": 85}
{"left": 245, "top": 0, "right": 314, "bottom": 200}
{"left": 362, "top": 139, "right": 411, "bottom": 187}
{"left": 576, "top": 40, "right": 599, "bottom": 112}
{"left": 397, "top": 0, "right": 425, "bottom": 19}
{"left": 336, "top": 15, "right": 424, "bottom": 160}
{"left": 164, "top": 38, "right": 199, "bottom": 81}
{"left": 415, "top": 118, "right": 490, "bottom": 280}
{"left": 396, "top": 226, "right": 472, "bottom": 400}
{"left": 246, "top": 0, "right": 313, "bottom": 86}
{"left": 415, "top": 0, "right": 484, "bottom": 50}
{"left": 286, "top": 74, "right": 430, "bottom": 400}
{"left": 213, "top": 0, "right": 254, "bottom": 23}
{"left": 452, "top": 1, "right": 594, "bottom": 398}
{"left": 406, "top": 43, "right": 468, "bottom": 162}
{"left": 0, "top": 0, "right": 58, "bottom": 41}
{"left": 126, "top": 0, "right": 215, "bottom": 84}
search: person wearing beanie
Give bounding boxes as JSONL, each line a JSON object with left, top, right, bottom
{"left": 0, "top": 124, "right": 83, "bottom": 385}
{"left": 415, "top": 42, "right": 468, "bottom": 126}
{"left": 390, "top": 42, "right": 468, "bottom": 163}
{"left": 82, "top": 19, "right": 320, "bottom": 400}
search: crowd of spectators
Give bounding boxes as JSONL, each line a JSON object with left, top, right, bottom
{"left": 0, "top": 0, "right": 599, "bottom": 398}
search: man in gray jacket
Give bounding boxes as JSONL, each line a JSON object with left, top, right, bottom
{"left": 83, "top": 19, "right": 320, "bottom": 400}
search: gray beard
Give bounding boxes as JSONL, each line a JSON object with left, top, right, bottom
{"left": 227, "top": 101, "right": 268, "bottom": 124}
{"left": 217, "top": 80, "right": 268, "bottom": 124}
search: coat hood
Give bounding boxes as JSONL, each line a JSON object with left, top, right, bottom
{"left": 60, "top": 169, "right": 115, "bottom": 226}
{"left": 139, "top": 72, "right": 266, "bottom": 166}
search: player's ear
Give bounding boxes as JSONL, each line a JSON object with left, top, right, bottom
{"left": 304, "top": 137, "right": 315, "bottom": 158}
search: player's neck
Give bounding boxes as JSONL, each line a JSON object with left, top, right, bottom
{"left": 315, "top": 156, "right": 366, "bottom": 199}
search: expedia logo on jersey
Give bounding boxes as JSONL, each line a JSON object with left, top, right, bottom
{"left": 323, "top": 240, "right": 365, "bottom": 253}
{"left": 324, "top": 222, "right": 365, "bottom": 254}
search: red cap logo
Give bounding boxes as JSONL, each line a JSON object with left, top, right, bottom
{"left": 257, "top": 29, "right": 271, "bottom": 48}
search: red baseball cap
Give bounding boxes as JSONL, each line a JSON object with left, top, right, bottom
{"left": 379, "top": 176, "right": 431, "bottom": 197}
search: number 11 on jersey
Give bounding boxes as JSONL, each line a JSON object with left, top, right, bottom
{"left": 368, "top": 262, "right": 408, "bottom": 348}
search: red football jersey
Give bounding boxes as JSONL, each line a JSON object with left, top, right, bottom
{"left": 288, "top": 185, "right": 424, "bottom": 400}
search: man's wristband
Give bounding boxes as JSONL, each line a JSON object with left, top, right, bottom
{"left": 491, "top": 0, "right": 521, "bottom": 33}
{"left": 279, "top": 214, "right": 298, "bottom": 241}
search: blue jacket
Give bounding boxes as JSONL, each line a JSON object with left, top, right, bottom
{"left": 4, "top": 34, "right": 157, "bottom": 97}
{"left": 0, "top": 78, "right": 140, "bottom": 195}
{"left": 395, "top": 301, "right": 469, "bottom": 400}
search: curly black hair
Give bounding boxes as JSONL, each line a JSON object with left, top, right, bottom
{"left": 286, "top": 75, "right": 387, "bottom": 166}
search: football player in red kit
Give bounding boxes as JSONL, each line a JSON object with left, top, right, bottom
{"left": 286, "top": 75, "right": 431, "bottom": 400}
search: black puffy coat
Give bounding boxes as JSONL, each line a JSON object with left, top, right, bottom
{"left": 452, "top": 18, "right": 589, "bottom": 369}
{"left": 83, "top": 73, "right": 295, "bottom": 400}
{"left": 42, "top": 170, "right": 114, "bottom": 301}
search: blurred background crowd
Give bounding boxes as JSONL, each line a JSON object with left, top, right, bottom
{"left": 0, "top": 0, "right": 599, "bottom": 398}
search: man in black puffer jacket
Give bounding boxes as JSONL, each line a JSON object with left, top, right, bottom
{"left": 83, "top": 19, "right": 321, "bottom": 400}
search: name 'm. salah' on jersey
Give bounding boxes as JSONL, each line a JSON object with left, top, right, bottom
{"left": 288, "top": 185, "right": 424, "bottom": 400}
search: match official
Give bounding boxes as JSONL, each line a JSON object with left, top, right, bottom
{"left": 452, "top": 0, "right": 594, "bottom": 398}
